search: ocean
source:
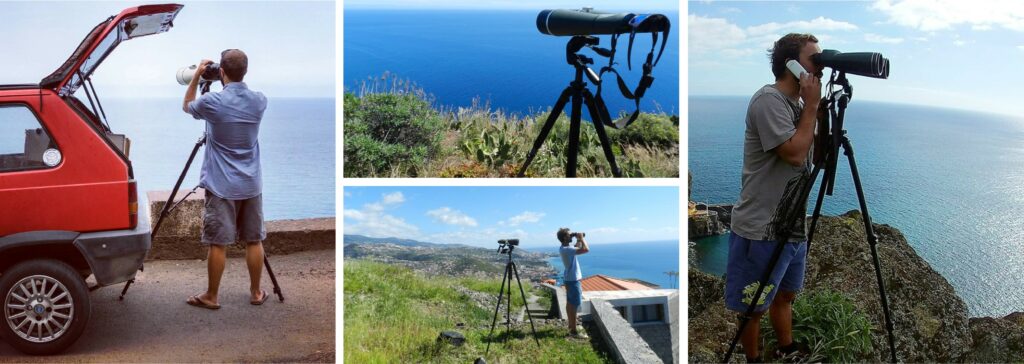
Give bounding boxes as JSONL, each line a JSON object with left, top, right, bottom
{"left": 537, "top": 240, "right": 680, "bottom": 289}
{"left": 344, "top": 10, "right": 680, "bottom": 117}
{"left": 689, "top": 96, "right": 1024, "bottom": 316}
{"left": 104, "top": 97, "right": 335, "bottom": 220}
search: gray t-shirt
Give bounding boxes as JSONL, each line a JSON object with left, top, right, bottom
{"left": 731, "top": 84, "right": 813, "bottom": 242}
{"left": 187, "top": 82, "right": 268, "bottom": 200}
{"left": 559, "top": 245, "right": 582, "bottom": 282}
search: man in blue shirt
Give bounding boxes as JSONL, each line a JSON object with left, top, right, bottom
{"left": 182, "top": 49, "right": 269, "bottom": 309}
{"left": 557, "top": 227, "right": 589, "bottom": 338}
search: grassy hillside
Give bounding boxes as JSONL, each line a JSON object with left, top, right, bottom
{"left": 344, "top": 260, "right": 611, "bottom": 363}
{"left": 344, "top": 74, "right": 679, "bottom": 177}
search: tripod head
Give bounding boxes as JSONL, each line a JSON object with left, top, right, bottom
{"left": 497, "top": 238, "right": 519, "bottom": 255}
{"left": 818, "top": 70, "right": 854, "bottom": 196}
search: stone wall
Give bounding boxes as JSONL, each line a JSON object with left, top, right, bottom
{"left": 591, "top": 299, "right": 663, "bottom": 364}
{"left": 539, "top": 282, "right": 567, "bottom": 320}
{"left": 146, "top": 189, "right": 334, "bottom": 259}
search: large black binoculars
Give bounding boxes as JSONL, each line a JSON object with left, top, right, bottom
{"left": 536, "top": 8, "right": 670, "bottom": 36}
{"left": 814, "top": 49, "right": 890, "bottom": 79}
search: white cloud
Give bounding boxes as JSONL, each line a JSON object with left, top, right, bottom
{"left": 426, "top": 207, "right": 478, "bottom": 227}
{"left": 1017, "top": 45, "right": 1024, "bottom": 51}
{"left": 871, "top": 0, "right": 1024, "bottom": 32}
{"left": 381, "top": 191, "right": 404, "bottom": 205}
{"left": 746, "top": 16, "right": 859, "bottom": 34}
{"left": 588, "top": 227, "right": 621, "bottom": 234}
{"left": 629, "top": 217, "right": 639, "bottom": 222}
{"left": 503, "top": 211, "right": 546, "bottom": 226}
{"left": 688, "top": 14, "right": 747, "bottom": 54}
{"left": 864, "top": 33, "right": 905, "bottom": 44}
{"left": 689, "top": 14, "right": 857, "bottom": 59}
{"left": 343, "top": 191, "right": 419, "bottom": 238}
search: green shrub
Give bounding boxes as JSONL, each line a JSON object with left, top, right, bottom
{"left": 760, "top": 290, "right": 874, "bottom": 363}
{"left": 609, "top": 113, "right": 679, "bottom": 149}
{"left": 344, "top": 92, "right": 444, "bottom": 176}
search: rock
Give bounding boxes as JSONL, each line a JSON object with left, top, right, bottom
{"left": 804, "top": 211, "right": 970, "bottom": 362}
{"left": 687, "top": 211, "right": 976, "bottom": 362}
{"left": 688, "top": 270, "right": 724, "bottom": 318}
{"left": 437, "top": 331, "right": 465, "bottom": 347}
{"left": 965, "top": 312, "right": 1024, "bottom": 362}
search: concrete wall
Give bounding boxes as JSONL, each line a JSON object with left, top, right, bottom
{"left": 591, "top": 299, "right": 663, "bottom": 364}
{"left": 146, "top": 189, "right": 334, "bottom": 259}
{"left": 539, "top": 282, "right": 567, "bottom": 320}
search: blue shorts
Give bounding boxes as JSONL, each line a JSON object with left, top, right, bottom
{"left": 725, "top": 232, "right": 807, "bottom": 313}
{"left": 565, "top": 280, "right": 582, "bottom": 308}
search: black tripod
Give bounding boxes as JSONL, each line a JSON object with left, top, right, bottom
{"left": 485, "top": 240, "right": 540, "bottom": 355}
{"left": 119, "top": 134, "right": 284, "bottom": 303}
{"left": 518, "top": 36, "right": 622, "bottom": 178}
{"left": 723, "top": 71, "right": 897, "bottom": 363}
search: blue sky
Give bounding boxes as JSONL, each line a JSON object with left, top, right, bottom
{"left": 343, "top": 187, "right": 680, "bottom": 248}
{"left": 689, "top": 1, "right": 1024, "bottom": 116}
{"left": 0, "top": 1, "right": 334, "bottom": 98}
{"left": 345, "top": 0, "right": 677, "bottom": 11}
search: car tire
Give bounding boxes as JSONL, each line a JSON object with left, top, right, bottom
{"left": 0, "top": 259, "right": 90, "bottom": 355}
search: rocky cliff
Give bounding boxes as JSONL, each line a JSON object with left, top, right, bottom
{"left": 688, "top": 211, "right": 1024, "bottom": 363}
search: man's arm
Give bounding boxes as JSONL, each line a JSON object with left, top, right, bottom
{"left": 775, "top": 72, "right": 821, "bottom": 166}
{"left": 182, "top": 59, "right": 213, "bottom": 114}
{"left": 575, "top": 236, "right": 590, "bottom": 255}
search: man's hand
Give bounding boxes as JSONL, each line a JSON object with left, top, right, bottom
{"left": 183, "top": 59, "right": 213, "bottom": 113}
{"left": 576, "top": 235, "right": 590, "bottom": 255}
{"left": 194, "top": 59, "right": 213, "bottom": 81}
{"left": 799, "top": 72, "right": 821, "bottom": 109}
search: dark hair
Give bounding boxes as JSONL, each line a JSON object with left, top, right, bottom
{"left": 557, "top": 228, "right": 571, "bottom": 244}
{"left": 769, "top": 33, "right": 818, "bottom": 80}
{"left": 220, "top": 49, "right": 248, "bottom": 82}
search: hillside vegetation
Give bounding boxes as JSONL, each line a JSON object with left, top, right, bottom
{"left": 344, "top": 260, "right": 611, "bottom": 363}
{"left": 344, "top": 74, "right": 679, "bottom": 177}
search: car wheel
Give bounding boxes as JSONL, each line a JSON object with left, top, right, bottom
{"left": 0, "top": 259, "right": 90, "bottom": 355}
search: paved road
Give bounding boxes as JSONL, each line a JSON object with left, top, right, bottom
{"left": 0, "top": 249, "right": 336, "bottom": 362}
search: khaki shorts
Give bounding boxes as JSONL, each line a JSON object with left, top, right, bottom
{"left": 202, "top": 190, "right": 267, "bottom": 245}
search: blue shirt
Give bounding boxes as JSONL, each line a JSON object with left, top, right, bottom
{"left": 187, "top": 82, "right": 267, "bottom": 200}
{"left": 559, "top": 245, "right": 582, "bottom": 282}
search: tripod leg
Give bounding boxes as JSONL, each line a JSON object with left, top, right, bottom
{"left": 518, "top": 87, "right": 573, "bottom": 177}
{"left": 582, "top": 89, "right": 622, "bottom": 177}
{"left": 842, "top": 138, "right": 898, "bottom": 363}
{"left": 486, "top": 263, "right": 511, "bottom": 355}
{"left": 264, "top": 254, "right": 284, "bottom": 302}
{"left": 511, "top": 261, "right": 541, "bottom": 346}
{"left": 505, "top": 269, "right": 514, "bottom": 344}
{"left": 566, "top": 85, "right": 584, "bottom": 178}
{"left": 805, "top": 166, "right": 826, "bottom": 251}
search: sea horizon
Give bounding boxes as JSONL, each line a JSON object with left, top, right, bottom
{"left": 538, "top": 239, "right": 681, "bottom": 289}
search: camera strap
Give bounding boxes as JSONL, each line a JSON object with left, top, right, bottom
{"left": 592, "top": 15, "right": 670, "bottom": 129}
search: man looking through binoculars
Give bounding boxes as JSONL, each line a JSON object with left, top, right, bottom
{"left": 181, "top": 49, "right": 270, "bottom": 310}
{"left": 557, "top": 228, "right": 589, "bottom": 339}
{"left": 727, "top": 33, "right": 824, "bottom": 362}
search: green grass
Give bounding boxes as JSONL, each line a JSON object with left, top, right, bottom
{"left": 344, "top": 260, "right": 611, "bottom": 363}
{"left": 759, "top": 290, "right": 874, "bottom": 363}
{"left": 343, "top": 73, "right": 679, "bottom": 178}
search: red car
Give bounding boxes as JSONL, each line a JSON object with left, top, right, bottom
{"left": 0, "top": 4, "right": 183, "bottom": 355}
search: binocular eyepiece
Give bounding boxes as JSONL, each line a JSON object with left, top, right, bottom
{"left": 537, "top": 8, "right": 670, "bottom": 36}
{"left": 814, "top": 49, "right": 890, "bottom": 79}
{"left": 570, "top": 232, "right": 585, "bottom": 239}
{"left": 175, "top": 63, "right": 221, "bottom": 85}
{"left": 498, "top": 239, "right": 520, "bottom": 246}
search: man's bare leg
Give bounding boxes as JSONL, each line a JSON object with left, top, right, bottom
{"left": 567, "top": 303, "right": 578, "bottom": 334}
{"left": 246, "top": 241, "right": 265, "bottom": 302}
{"left": 770, "top": 291, "right": 797, "bottom": 350}
{"left": 740, "top": 311, "right": 765, "bottom": 361}
{"left": 199, "top": 244, "right": 227, "bottom": 305}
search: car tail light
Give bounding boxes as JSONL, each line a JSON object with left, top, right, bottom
{"left": 128, "top": 179, "right": 139, "bottom": 229}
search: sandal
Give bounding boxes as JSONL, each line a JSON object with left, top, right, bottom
{"left": 187, "top": 294, "right": 221, "bottom": 310}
